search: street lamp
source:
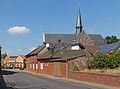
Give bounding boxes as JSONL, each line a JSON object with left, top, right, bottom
{"left": 0, "top": 45, "right": 1, "bottom": 74}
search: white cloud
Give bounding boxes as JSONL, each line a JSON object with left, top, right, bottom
{"left": 29, "top": 47, "right": 36, "bottom": 52}
{"left": 8, "top": 26, "right": 30, "bottom": 35}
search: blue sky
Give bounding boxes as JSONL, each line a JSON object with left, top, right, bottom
{"left": 0, "top": 0, "right": 120, "bottom": 56}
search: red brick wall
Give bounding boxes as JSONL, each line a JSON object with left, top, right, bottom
{"left": 68, "top": 57, "right": 86, "bottom": 71}
{"left": 38, "top": 61, "right": 66, "bottom": 77}
{"left": 60, "top": 62, "right": 66, "bottom": 77}
{"left": 68, "top": 71, "right": 120, "bottom": 87}
{"left": 26, "top": 59, "right": 67, "bottom": 77}
{"left": 38, "top": 62, "right": 54, "bottom": 75}
{"left": 26, "top": 56, "right": 38, "bottom": 73}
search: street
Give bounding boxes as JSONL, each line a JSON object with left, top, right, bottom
{"left": 1, "top": 69, "right": 103, "bottom": 89}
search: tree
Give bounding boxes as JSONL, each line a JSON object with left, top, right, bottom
{"left": 87, "top": 50, "right": 120, "bottom": 69}
{"left": 109, "top": 50, "right": 120, "bottom": 68}
{"left": 105, "top": 35, "right": 118, "bottom": 44}
{"left": 87, "top": 54, "right": 109, "bottom": 69}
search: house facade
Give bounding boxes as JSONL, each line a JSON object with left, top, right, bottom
{"left": 26, "top": 45, "right": 47, "bottom": 73}
{"left": 3, "top": 56, "right": 17, "bottom": 68}
{"left": 15, "top": 55, "right": 26, "bottom": 69}
{"left": 3, "top": 55, "right": 26, "bottom": 69}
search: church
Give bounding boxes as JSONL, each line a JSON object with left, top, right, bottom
{"left": 43, "top": 8, "right": 106, "bottom": 46}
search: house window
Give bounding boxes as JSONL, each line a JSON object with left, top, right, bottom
{"left": 44, "top": 63, "right": 48, "bottom": 67}
{"left": 40, "top": 63, "right": 43, "bottom": 70}
{"left": 36, "top": 64, "right": 38, "bottom": 69}
{"left": 33, "top": 64, "right": 34, "bottom": 69}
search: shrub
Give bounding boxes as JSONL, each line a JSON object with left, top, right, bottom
{"left": 87, "top": 50, "right": 120, "bottom": 69}
{"left": 73, "top": 64, "right": 79, "bottom": 71}
{"left": 109, "top": 50, "right": 120, "bottom": 68}
{"left": 87, "top": 54, "right": 109, "bottom": 69}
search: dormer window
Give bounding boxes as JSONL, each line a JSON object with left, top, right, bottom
{"left": 71, "top": 45, "right": 80, "bottom": 50}
{"left": 71, "top": 41, "right": 85, "bottom": 50}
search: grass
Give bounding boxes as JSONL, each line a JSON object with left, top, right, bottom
{"left": 81, "top": 68, "right": 120, "bottom": 75}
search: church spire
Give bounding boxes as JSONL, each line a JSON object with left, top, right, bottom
{"left": 76, "top": 8, "right": 83, "bottom": 36}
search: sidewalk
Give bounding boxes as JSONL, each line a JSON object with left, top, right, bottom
{"left": 0, "top": 74, "right": 12, "bottom": 89}
{"left": 18, "top": 70, "right": 120, "bottom": 89}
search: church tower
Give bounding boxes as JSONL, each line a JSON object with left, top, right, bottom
{"left": 76, "top": 8, "right": 83, "bottom": 36}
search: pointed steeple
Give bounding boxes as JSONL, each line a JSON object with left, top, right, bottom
{"left": 42, "top": 32, "right": 45, "bottom": 43}
{"left": 76, "top": 8, "right": 83, "bottom": 36}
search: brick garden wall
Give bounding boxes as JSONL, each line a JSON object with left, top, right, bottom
{"left": 60, "top": 62, "right": 66, "bottom": 78}
{"left": 68, "top": 71, "right": 120, "bottom": 87}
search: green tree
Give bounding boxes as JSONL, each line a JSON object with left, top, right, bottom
{"left": 105, "top": 35, "right": 118, "bottom": 44}
{"left": 87, "top": 51, "right": 120, "bottom": 69}
{"left": 87, "top": 54, "right": 108, "bottom": 69}
{"left": 109, "top": 50, "right": 120, "bottom": 68}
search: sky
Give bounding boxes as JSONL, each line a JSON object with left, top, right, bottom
{"left": 0, "top": 0, "right": 120, "bottom": 56}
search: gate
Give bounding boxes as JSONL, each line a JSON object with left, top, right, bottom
{"left": 54, "top": 62, "right": 61, "bottom": 77}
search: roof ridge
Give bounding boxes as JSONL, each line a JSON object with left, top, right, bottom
{"left": 88, "top": 34, "right": 101, "bottom": 35}
{"left": 45, "top": 33, "right": 75, "bottom": 35}
{"left": 26, "top": 45, "right": 45, "bottom": 56}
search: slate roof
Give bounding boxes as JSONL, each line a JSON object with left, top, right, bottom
{"left": 83, "top": 45, "right": 100, "bottom": 55}
{"left": 37, "top": 43, "right": 66, "bottom": 59}
{"left": 53, "top": 50, "right": 82, "bottom": 59}
{"left": 38, "top": 49, "right": 91, "bottom": 61}
{"left": 45, "top": 33, "right": 105, "bottom": 46}
{"left": 52, "top": 49, "right": 92, "bottom": 60}
{"left": 88, "top": 34, "right": 106, "bottom": 45}
{"left": 98, "top": 41, "right": 120, "bottom": 54}
{"left": 37, "top": 42, "right": 92, "bottom": 61}
{"left": 10, "top": 56, "right": 18, "bottom": 58}
{"left": 52, "top": 40, "right": 93, "bottom": 59}
{"left": 26, "top": 45, "right": 45, "bottom": 56}
{"left": 45, "top": 34, "right": 76, "bottom": 43}
{"left": 37, "top": 51, "right": 54, "bottom": 59}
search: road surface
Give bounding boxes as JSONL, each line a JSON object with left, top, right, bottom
{"left": 1, "top": 69, "right": 104, "bottom": 89}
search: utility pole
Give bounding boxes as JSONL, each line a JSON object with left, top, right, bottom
{"left": 0, "top": 45, "right": 1, "bottom": 74}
